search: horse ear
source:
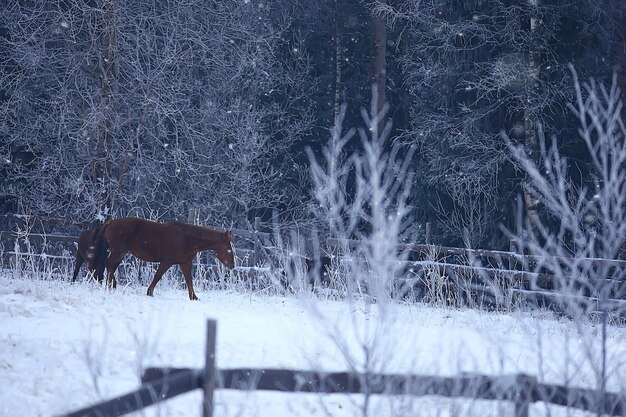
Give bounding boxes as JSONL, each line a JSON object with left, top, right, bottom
{"left": 226, "top": 231, "right": 232, "bottom": 240}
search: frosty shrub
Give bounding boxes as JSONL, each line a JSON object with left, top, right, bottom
{"left": 305, "top": 90, "right": 417, "bottom": 415}
{"left": 308, "top": 92, "right": 415, "bottom": 303}
{"left": 506, "top": 69, "right": 626, "bottom": 406}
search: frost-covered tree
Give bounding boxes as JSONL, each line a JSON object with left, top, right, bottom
{"left": 376, "top": 0, "right": 625, "bottom": 247}
{"left": 0, "top": 0, "right": 313, "bottom": 223}
{"left": 305, "top": 93, "right": 416, "bottom": 415}
{"left": 507, "top": 71, "right": 626, "bottom": 408}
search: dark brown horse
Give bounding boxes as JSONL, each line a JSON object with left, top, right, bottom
{"left": 71, "top": 227, "right": 103, "bottom": 282}
{"left": 305, "top": 255, "right": 333, "bottom": 289}
{"left": 93, "top": 217, "right": 235, "bottom": 300}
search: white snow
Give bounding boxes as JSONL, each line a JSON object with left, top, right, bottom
{"left": 1, "top": 272, "right": 625, "bottom": 417}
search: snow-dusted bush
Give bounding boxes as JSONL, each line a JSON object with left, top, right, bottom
{"left": 506, "top": 69, "right": 626, "bottom": 406}
{"left": 308, "top": 92, "right": 415, "bottom": 303}
{"left": 305, "top": 90, "right": 418, "bottom": 415}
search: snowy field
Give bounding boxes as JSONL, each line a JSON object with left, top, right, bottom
{"left": 1, "top": 272, "right": 626, "bottom": 417}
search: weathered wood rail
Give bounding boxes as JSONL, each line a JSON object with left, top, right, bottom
{"left": 327, "top": 237, "right": 626, "bottom": 270}
{"left": 56, "top": 319, "right": 626, "bottom": 417}
{"left": 2, "top": 214, "right": 624, "bottom": 316}
{"left": 0, "top": 216, "right": 272, "bottom": 270}
{"left": 328, "top": 236, "right": 626, "bottom": 317}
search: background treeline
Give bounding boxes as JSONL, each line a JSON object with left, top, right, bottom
{"left": 1, "top": 0, "right": 624, "bottom": 249}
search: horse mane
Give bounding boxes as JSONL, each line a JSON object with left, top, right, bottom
{"left": 171, "top": 222, "right": 227, "bottom": 242}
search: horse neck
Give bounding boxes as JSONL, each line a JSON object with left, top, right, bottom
{"left": 182, "top": 224, "right": 225, "bottom": 251}
{"left": 189, "top": 235, "right": 222, "bottom": 252}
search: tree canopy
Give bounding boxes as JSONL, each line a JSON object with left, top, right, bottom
{"left": 1, "top": 0, "right": 624, "bottom": 248}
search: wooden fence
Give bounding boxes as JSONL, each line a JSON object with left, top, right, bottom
{"left": 56, "top": 319, "right": 626, "bottom": 417}
{"left": 327, "top": 236, "right": 626, "bottom": 318}
{"left": 0, "top": 215, "right": 273, "bottom": 271}
{"left": 2, "top": 213, "right": 625, "bottom": 317}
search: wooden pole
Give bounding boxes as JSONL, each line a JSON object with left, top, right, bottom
{"left": 253, "top": 217, "right": 261, "bottom": 267}
{"left": 514, "top": 393, "right": 529, "bottom": 417}
{"left": 202, "top": 320, "right": 217, "bottom": 417}
{"left": 509, "top": 239, "right": 517, "bottom": 270}
{"left": 513, "top": 374, "right": 534, "bottom": 417}
{"left": 425, "top": 222, "right": 432, "bottom": 245}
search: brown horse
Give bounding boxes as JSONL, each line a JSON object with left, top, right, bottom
{"left": 93, "top": 217, "right": 235, "bottom": 300}
{"left": 71, "top": 227, "right": 103, "bottom": 282}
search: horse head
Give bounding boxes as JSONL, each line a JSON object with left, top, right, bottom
{"left": 215, "top": 231, "right": 235, "bottom": 269}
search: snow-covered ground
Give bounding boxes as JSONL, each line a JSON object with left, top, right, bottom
{"left": 1, "top": 272, "right": 625, "bottom": 417}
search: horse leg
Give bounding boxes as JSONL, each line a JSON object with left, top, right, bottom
{"left": 146, "top": 262, "right": 172, "bottom": 297}
{"left": 180, "top": 260, "right": 198, "bottom": 301}
{"left": 71, "top": 251, "right": 84, "bottom": 282}
{"left": 93, "top": 259, "right": 105, "bottom": 283}
{"left": 105, "top": 251, "right": 125, "bottom": 289}
{"left": 94, "top": 252, "right": 108, "bottom": 283}
{"left": 86, "top": 254, "right": 99, "bottom": 282}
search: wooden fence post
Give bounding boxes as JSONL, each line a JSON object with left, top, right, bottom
{"left": 253, "top": 217, "right": 261, "bottom": 267}
{"left": 425, "top": 222, "right": 431, "bottom": 245}
{"left": 508, "top": 239, "right": 516, "bottom": 270}
{"left": 202, "top": 320, "right": 217, "bottom": 417}
{"left": 509, "top": 239, "right": 524, "bottom": 271}
{"left": 513, "top": 395, "right": 530, "bottom": 417}
{"left": 512, "top": 374, "right": 536, "bottom": 417}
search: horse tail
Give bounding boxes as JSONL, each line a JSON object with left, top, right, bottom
{"left": 92, "top": 221, "right": 111, "bottom": 282}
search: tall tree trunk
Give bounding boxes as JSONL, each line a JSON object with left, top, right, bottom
{"left": 371, "top": 0, "right": 387, "bottom": 133}
{"left": 332, "top": 0, "right": 342, "bottom": 129}
{"left": 93, "top": 0, "right": 117, "bottom": 218}
{"left": 523, "top": 0, "right": 539, "bottom": 223}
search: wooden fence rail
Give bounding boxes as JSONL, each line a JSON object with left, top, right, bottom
{"left": 0, "top": 217, "right": 273, "bottom": 269}
{"left": 60, "top": 368, "right": 203, "bottom": 417}
{"left": 56, "top": 319, "right": 626, "bottom": 417}
{"left": 328, "top": 236, "right": 626, "bottom": 316}
{"left": 327, "top": 237, "right": 626, "bottom": 270}
{"left": 407, "top": 260, "right": 626, "bottom": 313}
